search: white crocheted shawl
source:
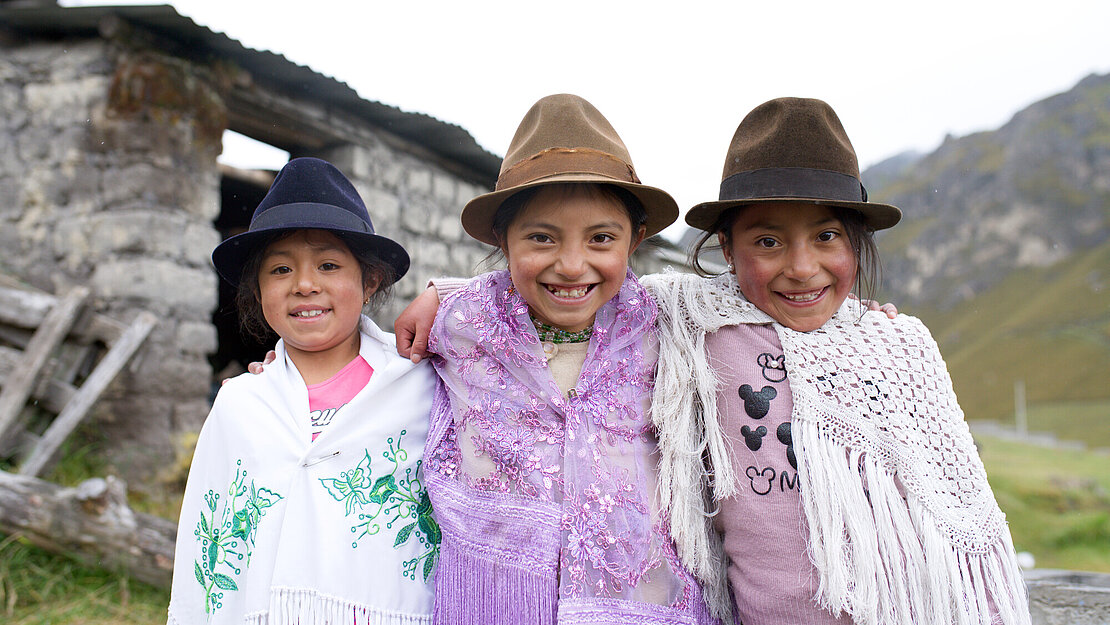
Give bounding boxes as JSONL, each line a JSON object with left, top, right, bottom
{"left": 643, "top": 271, "right": 1030, "bottom": 625}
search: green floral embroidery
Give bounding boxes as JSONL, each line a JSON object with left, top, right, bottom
{"left": 193, "top": 460, "right": 283, "bottom": 615}
{"left": 319, "top": 429, "right": 441, "bottom": 582}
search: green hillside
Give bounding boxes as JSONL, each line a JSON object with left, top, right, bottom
{"left": 887, "top": 242, "right": 1110, "bottom": 440}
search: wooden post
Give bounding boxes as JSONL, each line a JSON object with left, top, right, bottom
{"left": 1014, "top": 379, "right": 1028, "bottom": 437}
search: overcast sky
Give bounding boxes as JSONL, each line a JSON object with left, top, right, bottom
{"left": 65, "top": 0, "right": 1110, "bottom": 239}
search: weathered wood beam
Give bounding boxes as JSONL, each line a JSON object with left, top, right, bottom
{"left": 0, "top": 285, "right": 126, "bottom": 344}
{"left": 224, "top": 85, "right": 493, "bottom": 186}
{"left": 20, "top": 311, "right": 158, "bottom": 477}
{"left": 0, "top": 471, "right": 176, "bottom": 588}
{"left": 0, "top": 287, "right": 89, "bottom": 450}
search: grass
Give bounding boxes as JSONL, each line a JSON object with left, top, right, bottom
{"left": 1021, "top": 399, "right": 1110, "bottom": 450}
{"left": 0, "top": 533, "right": 168, "bottom": 625}
{"left": 978, "top": 435, "right": 1110, "bottom": 572}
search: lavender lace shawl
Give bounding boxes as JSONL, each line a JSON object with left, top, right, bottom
{"left": 424, "top": 270, "right": 712, "bottom": 625}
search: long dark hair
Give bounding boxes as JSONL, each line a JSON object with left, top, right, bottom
{"left": 235, "top": 230, "right": 396, "bottom": 343}
{"left": 689, "top": 204, "right": 882, "bottom": 305}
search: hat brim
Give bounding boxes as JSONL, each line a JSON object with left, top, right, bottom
{"left": 212, "top": 211, "right": 410, "bottom": 287}
{"left": 685, "top": 197, "right": 902, "bottom": 232}
{"left": 461, "top": 174, "right": 679, "bottom": 246}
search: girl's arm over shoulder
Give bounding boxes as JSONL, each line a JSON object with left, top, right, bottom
{"left": 395, "top": 277, "right": 469, "bottom": 362}
{"left": 395, "top": 285, "right": 440, "bottom": 362}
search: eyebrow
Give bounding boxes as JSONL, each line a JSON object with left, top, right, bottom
{"left": 262, "top": 243, "right": 347, "bottom": 259}
{"left": 516, "top": 219, "right": 628, "bottom": 232}
{"left": 748, "top": 216, "right": 840, "bottom": 230}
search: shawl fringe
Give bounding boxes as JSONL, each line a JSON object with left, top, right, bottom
{"left": 171, "top": 589, "right": 431, "bottom": 625}
{"left": 260, "top": 588, "right": 431, "bottom": 625}
{"left": 795, "top": 408, "right": 1029, "bottom": 625}
{"left": 433, "top": 539, "right": 557, "bottom": 625}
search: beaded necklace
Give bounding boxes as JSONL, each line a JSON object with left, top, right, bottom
{"left": 531, "top": 315, "right": 593, "bottom": 360}
{"left": 531, "top": 316, "right": 594, "bottom": 344}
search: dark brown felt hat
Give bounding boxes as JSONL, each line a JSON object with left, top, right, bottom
{"left": 461, "top": 94, "right": 679, "bottom": 246}
{"left": 685, "top": 97, "right": 901, "bottom": 232}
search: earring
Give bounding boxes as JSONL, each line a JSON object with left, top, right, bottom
{"left": 727, "top": 262, "right": 735, "bottom": 273}
{"left": 363, "top": 296, "right": 370, "bottom": 305}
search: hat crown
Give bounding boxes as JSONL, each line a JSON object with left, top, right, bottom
{"left": 723, "top": 97, "right": 860, "bottom": 180}
{"left": 252, "top": 157, "right": 373, "bottom": 232}
{"left": 496, "top": 94, "right": 638, "bottom": 188}
{"left": 684, "top": 97, "right": 902, "bottom": 232}
{"left": 459, "top": 94, "right": 678, "bottom": 246}
{"left": 212, "top": 157, "right": 411, "bottom": 286}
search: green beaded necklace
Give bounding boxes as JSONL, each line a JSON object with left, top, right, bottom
{"left": 531, "top": 316, "right": 593, "bottom": 344}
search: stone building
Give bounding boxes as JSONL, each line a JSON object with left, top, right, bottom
{"left": 0, "top": 2, "right": 681, "bottom": 491}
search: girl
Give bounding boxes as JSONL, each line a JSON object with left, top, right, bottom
{"left": 645, "top": 98, "right": 1030, "bottom": 624}
{"left": 168, "top": 158, "right": 438, "bottom": 625}
{"left": 423, "top": 95, "right": 713, "bottom": 624}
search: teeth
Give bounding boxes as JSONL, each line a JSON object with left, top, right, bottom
{"left": 549, "top": 286, "right": 588, "bottom": 298}
{"left": 293, "top": 309, "right": 325, "bottom": 318}
{"left": 783, "top": 291, "right": 821, "bottom": 302}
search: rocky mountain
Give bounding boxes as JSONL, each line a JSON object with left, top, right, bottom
{"left": 867, "top": 73, "right": 1110, "bottom": 310}
{"left": 864, "top": 74, "right": 1110, "bottom": 425}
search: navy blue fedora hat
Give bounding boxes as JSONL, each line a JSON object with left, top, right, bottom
{"left": 212, "top": 157, "right": 410, "bottom": 287}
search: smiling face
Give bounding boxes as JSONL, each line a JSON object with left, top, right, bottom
{"left": 257, "top": 229, "right": 375, "bottom": 382}
{"left": 501, "top": 185, "right": 646, "bottom": 333}
{"left": 720, "top": 203, "right": 858, "bottom": 332}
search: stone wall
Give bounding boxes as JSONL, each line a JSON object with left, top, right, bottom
{"left": 0, "top": 39, "right": 222, "bottom": 489}
{"left": 1026, "top": 570, "right": 1110, "bottom": 624}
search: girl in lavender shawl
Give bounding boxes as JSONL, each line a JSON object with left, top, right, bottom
{"left": 416, "top": 94, "right": 714, "bottom": 624}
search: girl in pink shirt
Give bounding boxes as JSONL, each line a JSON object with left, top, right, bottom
{"left": 646, "top": 98, "right": 1030, "bottom": 624}
{"left": 169, "top": 158, "right": 438, "bottom": 625}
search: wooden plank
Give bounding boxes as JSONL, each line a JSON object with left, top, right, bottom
{"left": 20, "top": 311, "right": 157, "bottom": 477}
{"left": 0, "top": 287, "right": 89, "bottom": 449}
{"left": 69, "top": 309, "right": 126, "bottom": 346}
{"left": 0, "top": 285, "right": 124, "bottom": 345}
{"left": 0, "top": 286, "right": 56, "bottom": 330}
{"left": 0, "top": 345, "right": 77, "bottom": 414}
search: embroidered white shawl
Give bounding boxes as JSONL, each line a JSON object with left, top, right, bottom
{"left": 168, "top": 317, "right": 438, "bottom": 625}
{"left": 643, "top": 271, "right": 1030, "bottom": 625}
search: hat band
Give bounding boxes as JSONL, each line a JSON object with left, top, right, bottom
{"left": 719, "top": 167, "right": 868, "bottom": 203}
{"left": 496, "top": 147, "right": 640, "bottom": 190}
{"left": 250, "top": 202, "right": 374, "bottom": 233}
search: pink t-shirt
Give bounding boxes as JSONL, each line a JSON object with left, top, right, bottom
{"left": 705, "top": 323, "right": 849, "bottom": 625}
{"left": 307, "top": 355, "right": 373, "bottom": 441}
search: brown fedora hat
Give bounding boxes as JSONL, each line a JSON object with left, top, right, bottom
{"left": 685, "top": 97, "right": 901, "bottom": 232}
{"left": 461, "top": 94, "right": 678, "bottom": 246}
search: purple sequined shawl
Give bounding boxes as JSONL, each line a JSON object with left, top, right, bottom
{"left": 425, "top": 270, "right": 711, "bottom": 625}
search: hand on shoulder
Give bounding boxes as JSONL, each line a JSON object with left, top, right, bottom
{"left": 221, "top": 350, "right": 277, "bottom": 384}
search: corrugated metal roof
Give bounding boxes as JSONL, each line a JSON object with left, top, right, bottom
{"left": 0, "top": 3, "right": 501, "bottom": 186}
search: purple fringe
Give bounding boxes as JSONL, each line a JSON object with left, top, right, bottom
{"left": 433, "top": 535, "right": 557, "bottom": 625}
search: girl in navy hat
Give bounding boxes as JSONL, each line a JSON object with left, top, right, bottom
{"left": 168, "top": 158, "right": 438, "bottom": 625}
